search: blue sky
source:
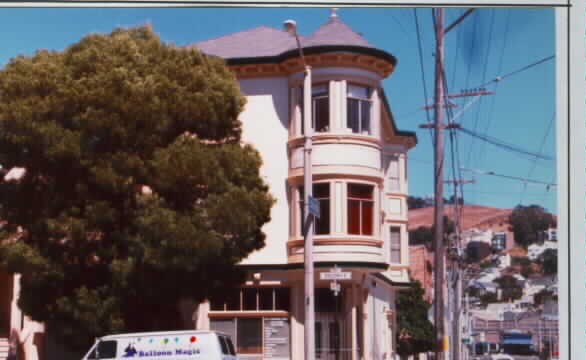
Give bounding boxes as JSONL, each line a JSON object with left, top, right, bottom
{"left": 0, "top": 7, "right": 557, "bottom": 214}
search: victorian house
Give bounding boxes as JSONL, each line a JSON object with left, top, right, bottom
{"left": 188, "top": 10, "right": 417, "bottom": 360}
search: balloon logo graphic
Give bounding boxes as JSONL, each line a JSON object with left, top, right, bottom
{"left": 190, "top": 336, "right": 197, "bottom": 343}
{"left": 175, "top": 337, "right": 179, "bottom": 343}
{"left": 163, "top": 338, "right": 169, "bottom": 344}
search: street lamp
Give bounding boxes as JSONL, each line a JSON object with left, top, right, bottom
{"left": 284, "top": 19, "right": 315, "bottom": 360}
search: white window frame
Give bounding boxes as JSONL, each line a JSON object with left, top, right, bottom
{"left": 346, "top": 84, "right": 372, "bottom": 135}
{"left": 390, "top": 226, "right": 402, "bottom": 264}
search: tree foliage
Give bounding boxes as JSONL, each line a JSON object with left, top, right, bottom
{"left": 508, "top": 205, "right": 556, "bottom": 248}
{"left": 533, "top": 289, "right": 556, "bottom": 307}
{"left": 396, "top": 281, "right": 435, "bottom": 358}
{"left": 408, "top": 216, "right": 455, "bottom": 250}
{"left": 493, "top": 275, "right": 523, "bottom": 302}
{"left": 0, "top": 26, "right": 274, "bottom": 350}
{"left": 538, "top": 249, "right": 558, "bottom": 275}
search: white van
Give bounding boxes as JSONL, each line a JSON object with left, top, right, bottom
{"left": 81, "top": 330, "right": 238, "bottom": 360}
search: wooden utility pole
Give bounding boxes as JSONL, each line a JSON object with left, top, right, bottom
{"left": 433, "top": 8, "right": 446, "bottom": 360}
{"left": 444, "top": 179, "right": 473, "bottom": 360}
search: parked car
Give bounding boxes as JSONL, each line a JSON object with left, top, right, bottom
{"left": 82, "top": 330, "right": 238, "bottom": 360}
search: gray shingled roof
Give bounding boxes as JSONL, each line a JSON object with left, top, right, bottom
{"left": 189, "top": 14, "right": 379, "bottom": 61}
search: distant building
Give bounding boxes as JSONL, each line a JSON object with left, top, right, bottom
{"left": 492, "top": 232, "right": 507, "bottom": 251}
{"left": 527, "top": 241, "right": 557, "bottom": 261}
{"left": 409, "top": 245, "right": 433, "bottom": 302}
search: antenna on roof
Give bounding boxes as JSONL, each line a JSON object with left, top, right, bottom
{"left": 330, "top": 8, "right": 339, "bottom": 19}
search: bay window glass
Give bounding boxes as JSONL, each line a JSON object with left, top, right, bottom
{"left": 300, "top": 85, "right": 330, "bottom": 134}
{"left": 299, "top": 183, "right": 331, "bottom": 235}
{"left": 388, "top": 156, "right": 400, "bottom": 192}
{"left": 347, "top": 84, "right": 371, "bottom": 135}
{"left": 390, "top": 226, "right": 402, "bottom": 263}
{"left": 347, "top": 184, "right": 374, "bottom": 235}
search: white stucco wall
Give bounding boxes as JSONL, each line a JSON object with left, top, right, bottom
{"left": 237, "top": 76, "right": 290, "bottom": 265}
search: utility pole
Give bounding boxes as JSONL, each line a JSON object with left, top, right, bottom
{"left": 443, "top": 180, "right": 473, "bottom": 360}
{"left": 432, "top": 8, "right": 446, "bottom": 360}
{"left": 284, "top": 19, "right": 315, "bottom": 360}
{"left": 420, "top": 9, "right": 478, "bottom": 360}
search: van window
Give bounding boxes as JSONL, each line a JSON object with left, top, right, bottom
{"left": 225, "top": 337, "right": 236, "bottom": 356}
{"left": 88, "top": 341, "right": 117, "bottom": 359}
{"left": 219, "top": 335, "right": 230, "bottom": 355}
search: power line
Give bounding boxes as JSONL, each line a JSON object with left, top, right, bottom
{"left": 478, "top": 55, "right": 555, "bottom": 88}
{"left": 390, "top": 9, "right": 412, "bottom": 40}
{"left": 460, "top": 166, "right": 557, "bottom": 187}
{"left": 457, "top": 126, "right": 554, "bottom": 161}
{"left": 477, "top": 9, "right": 512, "bottom": 166}
{"left": 414, "top": 8, "right": 435, "bottom": 148}
{"left": 520, "top": 111, "right": 555, "bottom": 205}
{"left": 466, "top": 9, "right": 495, "bottom": 171}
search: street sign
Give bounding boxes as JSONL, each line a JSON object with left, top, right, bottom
{"left": 320, "top": 272, "right": 352, "bottom": 280}
{"left": 320, "top": 267, "right": 352, "bottom": 280}
{"left": 308, "top": 195, "right": 320, "bottom": 218}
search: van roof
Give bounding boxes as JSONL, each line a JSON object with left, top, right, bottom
{"left": 99, "top": 330, "right": 228, "bottom": 340}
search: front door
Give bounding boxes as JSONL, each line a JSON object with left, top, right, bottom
{"left": 315, "top": 313, "right": 346, "bottom": 360}
{"left": 315, "top": 288, "right": 348, "bottom": 360}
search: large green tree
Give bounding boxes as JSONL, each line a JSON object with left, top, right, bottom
{"left": 0, "top": 26, "right": 274, "bottom": 350}
{"left": 508, "top": 205, "right": 556, "bottom": 248}
{"left": 395, "top": 281, "right": 435, "bottom": 359}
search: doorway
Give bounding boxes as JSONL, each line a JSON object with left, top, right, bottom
{"left": 315, "top": 288, "right": 348, "bottom": 360}
{"left": 0, "top": 272, "right": 13, "bottom": 337}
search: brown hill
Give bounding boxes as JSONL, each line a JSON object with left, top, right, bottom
{"left": 408, "top": 204, "right": 513, "bottom": 231}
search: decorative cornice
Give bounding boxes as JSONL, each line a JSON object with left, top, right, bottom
{"left": 230, "top": 51, "right": 394, "bottom": 79}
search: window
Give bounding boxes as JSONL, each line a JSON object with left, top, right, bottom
{"left": 347, "top": 84, "right": 371, "bottom": 135}
{"left": 347, "top": 184, "right": 374, "bottom": 235}
{"left": 388, "top": 156, "right": 400, "bottom": 192}
{"left": 88, "top": 341, "right": 117, "bottom": 359}
{"left": 219, "top": 335, "right": 230, "bottom": 355}
{"left": 300, "top": 85, "right": 330, "bottom": 134}
{"left": 299, "top": 183, "right": 331, "bottom": 235}
{"left": 237, "top": 318, "right": 263, "bottom": 354}
{"left": 210, "top": 287, "right": 290, "bottom": 312}
{"left": 390, "top": 226, "right": 401, "bottom": 263}
{"left": 211, "top": 318, "right": 288, "bottom": 357}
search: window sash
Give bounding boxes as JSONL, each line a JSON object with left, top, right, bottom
{"left": 347, "top": 184, "right": 374, "bottom": 236}
{"left": 237, "top": 318, "right": 263, "bottom": 354}
{"left": 300, "top": 184, "right": 331, "bottom": 235}
{"left": 210, "top": 288, "right": 290, "bottom": 312}
{"left": 347, "top": 85, "right": 371, "bottom": 135}
{"left": 300, "top": 85, "right": 330, "bottom": 134}
{"left": 390, "top": 227, "right": 401, "bottom": 263}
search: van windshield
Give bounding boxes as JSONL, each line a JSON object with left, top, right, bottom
{"left": 88, "top": 340, "right": 117, "bottom": 359}
{"left": 225, "top": 337, "right": 236, "bottom": 356}
{"left": 219, "top": 336, "right": 230, "bottom": 355}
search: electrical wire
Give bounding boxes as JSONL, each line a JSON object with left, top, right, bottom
{"left": 460, "top": 166, "right": 556, "bottom": 187}
{"left": 477, "top": 9, "right": 512, "bottom": 166}
{"left": 457, "top": 127, "right": 554, "bottom": 161}
{"left": 466, "top": 9, "right": 496, "bottom": 171}
{"left": 478, "top": 55, "right": 555, "bottom": 88}
{"left": 414, "top": 8, "right": 435, "bottom": 149}
{"left": 520, "top": 111, "right": 555, "bottom": 205}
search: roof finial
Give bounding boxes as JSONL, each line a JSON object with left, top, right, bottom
{"left": 330, "top": 8, "right": 339, "bottom": 19}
